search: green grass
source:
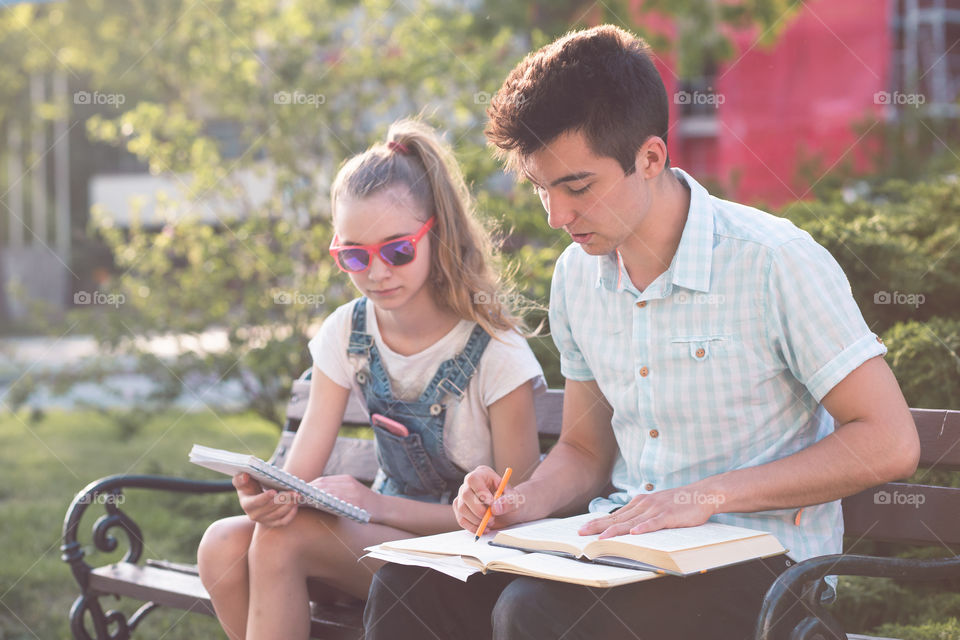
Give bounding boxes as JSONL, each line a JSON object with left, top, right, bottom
{"left": 0, "top": 407, "right": 280, "bottom": 640}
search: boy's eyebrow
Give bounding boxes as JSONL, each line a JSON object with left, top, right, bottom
{"left": 550, "top": 171, "right": 595, "bottom": 186}
{"left": 523, "top": 170, "right": 595, "bottom": 187}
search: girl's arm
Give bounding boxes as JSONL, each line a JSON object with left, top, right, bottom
{"left": 282, "top": 364, "right": 352, "bottom": 480}
{"left": 234, "top": 365, "right": 351, "bottom": 527}
{"left": 324, "top": 380, "right": 542, "bottom": 536}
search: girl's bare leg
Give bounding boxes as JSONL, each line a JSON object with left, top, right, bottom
{"left": 245, "top": 508, "right": 411, "bottom": 640}
{"left": 197, "top": 515, "right": 256, "bottom": 640}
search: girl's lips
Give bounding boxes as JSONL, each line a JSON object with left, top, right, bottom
{"left": 369, "top": 287, "right": 401, "bottom": 297}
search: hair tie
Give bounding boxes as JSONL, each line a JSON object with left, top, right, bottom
{"left": 387, "top": 140, "right": 410, "bottom": 155}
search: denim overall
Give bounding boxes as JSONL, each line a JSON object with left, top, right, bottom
{"left": 347, "top": 298, "right": 491, "bottom": 504}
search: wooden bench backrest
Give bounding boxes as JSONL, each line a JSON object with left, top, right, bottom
{"left": 283, "top": 379, "right": 960, "bottom": 546}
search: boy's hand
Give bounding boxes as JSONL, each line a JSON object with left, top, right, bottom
{"left": 453, "top": 466, "right": 524, "bottom": 533}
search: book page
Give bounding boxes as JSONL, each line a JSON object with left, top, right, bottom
{"left": 600, "top": 522, "right": 767, "bottom": 553}
{"left": 492, "top": 553, "right": 662, "bottom": 588}
{"left": 493, "top": 513, "right": 601, "bottom": 554}
{"left": 364, "top": 549, "right": 480, "bottom": 582}
{"left": 379, "top": 530, "right": 528, "bottom": 565}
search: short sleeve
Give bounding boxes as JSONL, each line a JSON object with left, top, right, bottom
{"left": 477, "top": 329, "right": 546, "bottom": 407}
{"left": 764, "top": 237, "right": 887, "bottom": 402}
{"left": 548, "top": 249, "right": 594, "bottom": 381}
{"left": 306, "top": 302, "right": 355, "bottom": 390}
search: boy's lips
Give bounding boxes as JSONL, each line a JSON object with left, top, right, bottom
{"left": 569, "top": 232, "right": 594, "bottom": 244}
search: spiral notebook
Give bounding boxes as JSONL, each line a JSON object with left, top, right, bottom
{"left": 189, "top": 444, "right": 370, "bottom": 523}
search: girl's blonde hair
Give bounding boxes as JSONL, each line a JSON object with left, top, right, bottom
{"left": 330, "top": 118, "right": 523, "bottom": 335}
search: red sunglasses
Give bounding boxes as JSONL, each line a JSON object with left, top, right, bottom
{"left": 329, "top": 217, "right": 435, "bottom": 273}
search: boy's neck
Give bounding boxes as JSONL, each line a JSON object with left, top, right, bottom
{"left": 619, "top": 170, "right": 691, "bottom": 292}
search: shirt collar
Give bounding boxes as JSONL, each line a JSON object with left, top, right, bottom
{"left": 595, "top": 167, "right": 715, "bottom": 294}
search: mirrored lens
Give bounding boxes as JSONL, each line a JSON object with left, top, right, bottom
{"left": 380, "top": 240, "right": 416, "bottom": 266}
{"left": 338, "top": 248, "right": 370, "bottom": 272}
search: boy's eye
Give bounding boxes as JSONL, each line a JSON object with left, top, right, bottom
{"left": 567, "top": 184, "right": 591, "bottom": 195}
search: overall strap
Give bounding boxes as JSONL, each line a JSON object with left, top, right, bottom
{"left": 419, "top": 324, "right": 492, "bottom": 404}
{"left": 347, "top": 297, "right": 374, "bottom": 356}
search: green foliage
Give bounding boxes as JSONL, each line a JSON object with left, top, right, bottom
{"left": 883, "top": 317, "right": 960, "bottom": 410}
{"left": 873, "top": 618, "right": 960, "bottom": 640}
{"left": 0, "top": 408, "right": 277, "bottom": 639}
{"left": 830, "top": 577, "right": 960, "bottom": 636}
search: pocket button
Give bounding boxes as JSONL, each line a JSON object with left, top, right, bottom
{"left": 429, "top": 403, "right": 443, "bottom": 416}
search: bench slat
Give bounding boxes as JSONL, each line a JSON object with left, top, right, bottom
{"left": 842, "top": 482, "right": 960, "bottom": 546}
{"left": 288, "top": 380, "right": 565, "bottom": 437}
{"left": 91, "top": 563, "right": 362, "bottom": 639}
{"left": 323, "top": 437, "right": 377, "bottom": 484}
{"left": 912, "top": 409, "right": 960, "bottom": 470}
{"left": 90, "top": 563, "right": 214, "bottom": 615}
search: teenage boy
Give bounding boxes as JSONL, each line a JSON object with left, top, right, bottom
{"left": 364, "top": 24, "right": 919, "bottom": 640}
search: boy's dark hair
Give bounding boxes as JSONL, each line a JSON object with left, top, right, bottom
{"left": 485, "top": 25, "right": 669, "bottom": 176}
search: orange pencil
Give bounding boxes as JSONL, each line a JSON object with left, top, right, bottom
{"left": 474, "top": 467, "right": 513, "bottom": 541}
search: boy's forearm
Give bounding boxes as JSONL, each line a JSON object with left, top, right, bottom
{"left": 515, "top": 440, "right": 614, "bottom": 522}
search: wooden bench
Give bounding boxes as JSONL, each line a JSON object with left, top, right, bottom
{"left": 755, "top": 408, "right": 960, "bottom": 640}
{"left": 61, "top": 373, "right": 960, "bottom": 640}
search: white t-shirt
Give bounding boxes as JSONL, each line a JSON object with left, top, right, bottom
{"left": 308, "top": 298, "right": 545, "bottom": 472}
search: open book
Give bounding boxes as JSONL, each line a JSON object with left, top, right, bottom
{"left": 368, "top": 514, "right": 786, "bottom": 587}
{"left": 490, "top": 513, "right": 786, "bottom": 575}
{"left": 189, "top": 444, "right": 370, "bottom": 523}
{"left": 368, "top": 527, "right": 663, "bottom": 588}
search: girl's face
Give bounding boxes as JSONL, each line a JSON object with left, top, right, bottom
{"left": 333, "top": 185, "right": 435, "bottom": 313}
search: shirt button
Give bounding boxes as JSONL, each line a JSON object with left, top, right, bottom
{"left": 649, "top": 429, "right": 659, "bottom": 438}
{"left": 636, "top": 301, "right": 647, "bottom": 308}
{"left": 695, "top": 348, "right": 706, "bottom": 358}
{"left": 639, "top": 366, "right": 649, "bottom": 377}
{"left": 645, "top": 483, "right": 655, "bottom": 491}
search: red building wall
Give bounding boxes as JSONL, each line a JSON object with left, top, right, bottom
{"left": 634, "top": 0, "right": 892, "bottom": 207}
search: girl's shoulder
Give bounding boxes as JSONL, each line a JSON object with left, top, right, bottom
{"left": 479, "top": 325, "right": 540, "bottom": 363}
{"left": 308, "top": 297, "right": 365, "bottom": 346}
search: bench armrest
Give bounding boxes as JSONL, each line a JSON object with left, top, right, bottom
{"left": 754, "top": 553, "right": 960, "bottom": 640}
{"left": 61, "top": 474, "right": 235, "bottom": 591}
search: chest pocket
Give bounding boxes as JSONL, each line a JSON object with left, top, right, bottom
{"left": 670, "top": 335, "right": 736, "bottom": 361}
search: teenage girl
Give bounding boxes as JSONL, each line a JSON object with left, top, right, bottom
{"left": 196, "top": 118, "right": 544, "bottom": 640}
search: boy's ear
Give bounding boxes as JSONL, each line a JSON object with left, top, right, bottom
{"left": 633, "top": 136, "right": 668, "bottom": 178}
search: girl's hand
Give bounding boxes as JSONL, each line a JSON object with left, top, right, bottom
{"left": 309, "top": 475, "right": 384, "bottom": 521}
{"left": 233, "top": 473, "right": 299, "bottom": 528}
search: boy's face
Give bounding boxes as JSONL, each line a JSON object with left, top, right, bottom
{"left": 521, "top": 129, "right": 653, "bottom": 257}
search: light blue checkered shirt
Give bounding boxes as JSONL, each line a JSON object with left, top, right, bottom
{"left": 549, "top": 168, "right": 886, "bottom": 565}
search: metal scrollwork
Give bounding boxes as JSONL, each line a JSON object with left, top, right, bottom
{"left": 61, "top": 474, "right": 234, "bottom": 639}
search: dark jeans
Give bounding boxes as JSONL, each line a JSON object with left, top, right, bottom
{"left": 364, "top": 555, "right": 804, "bottom": 640}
